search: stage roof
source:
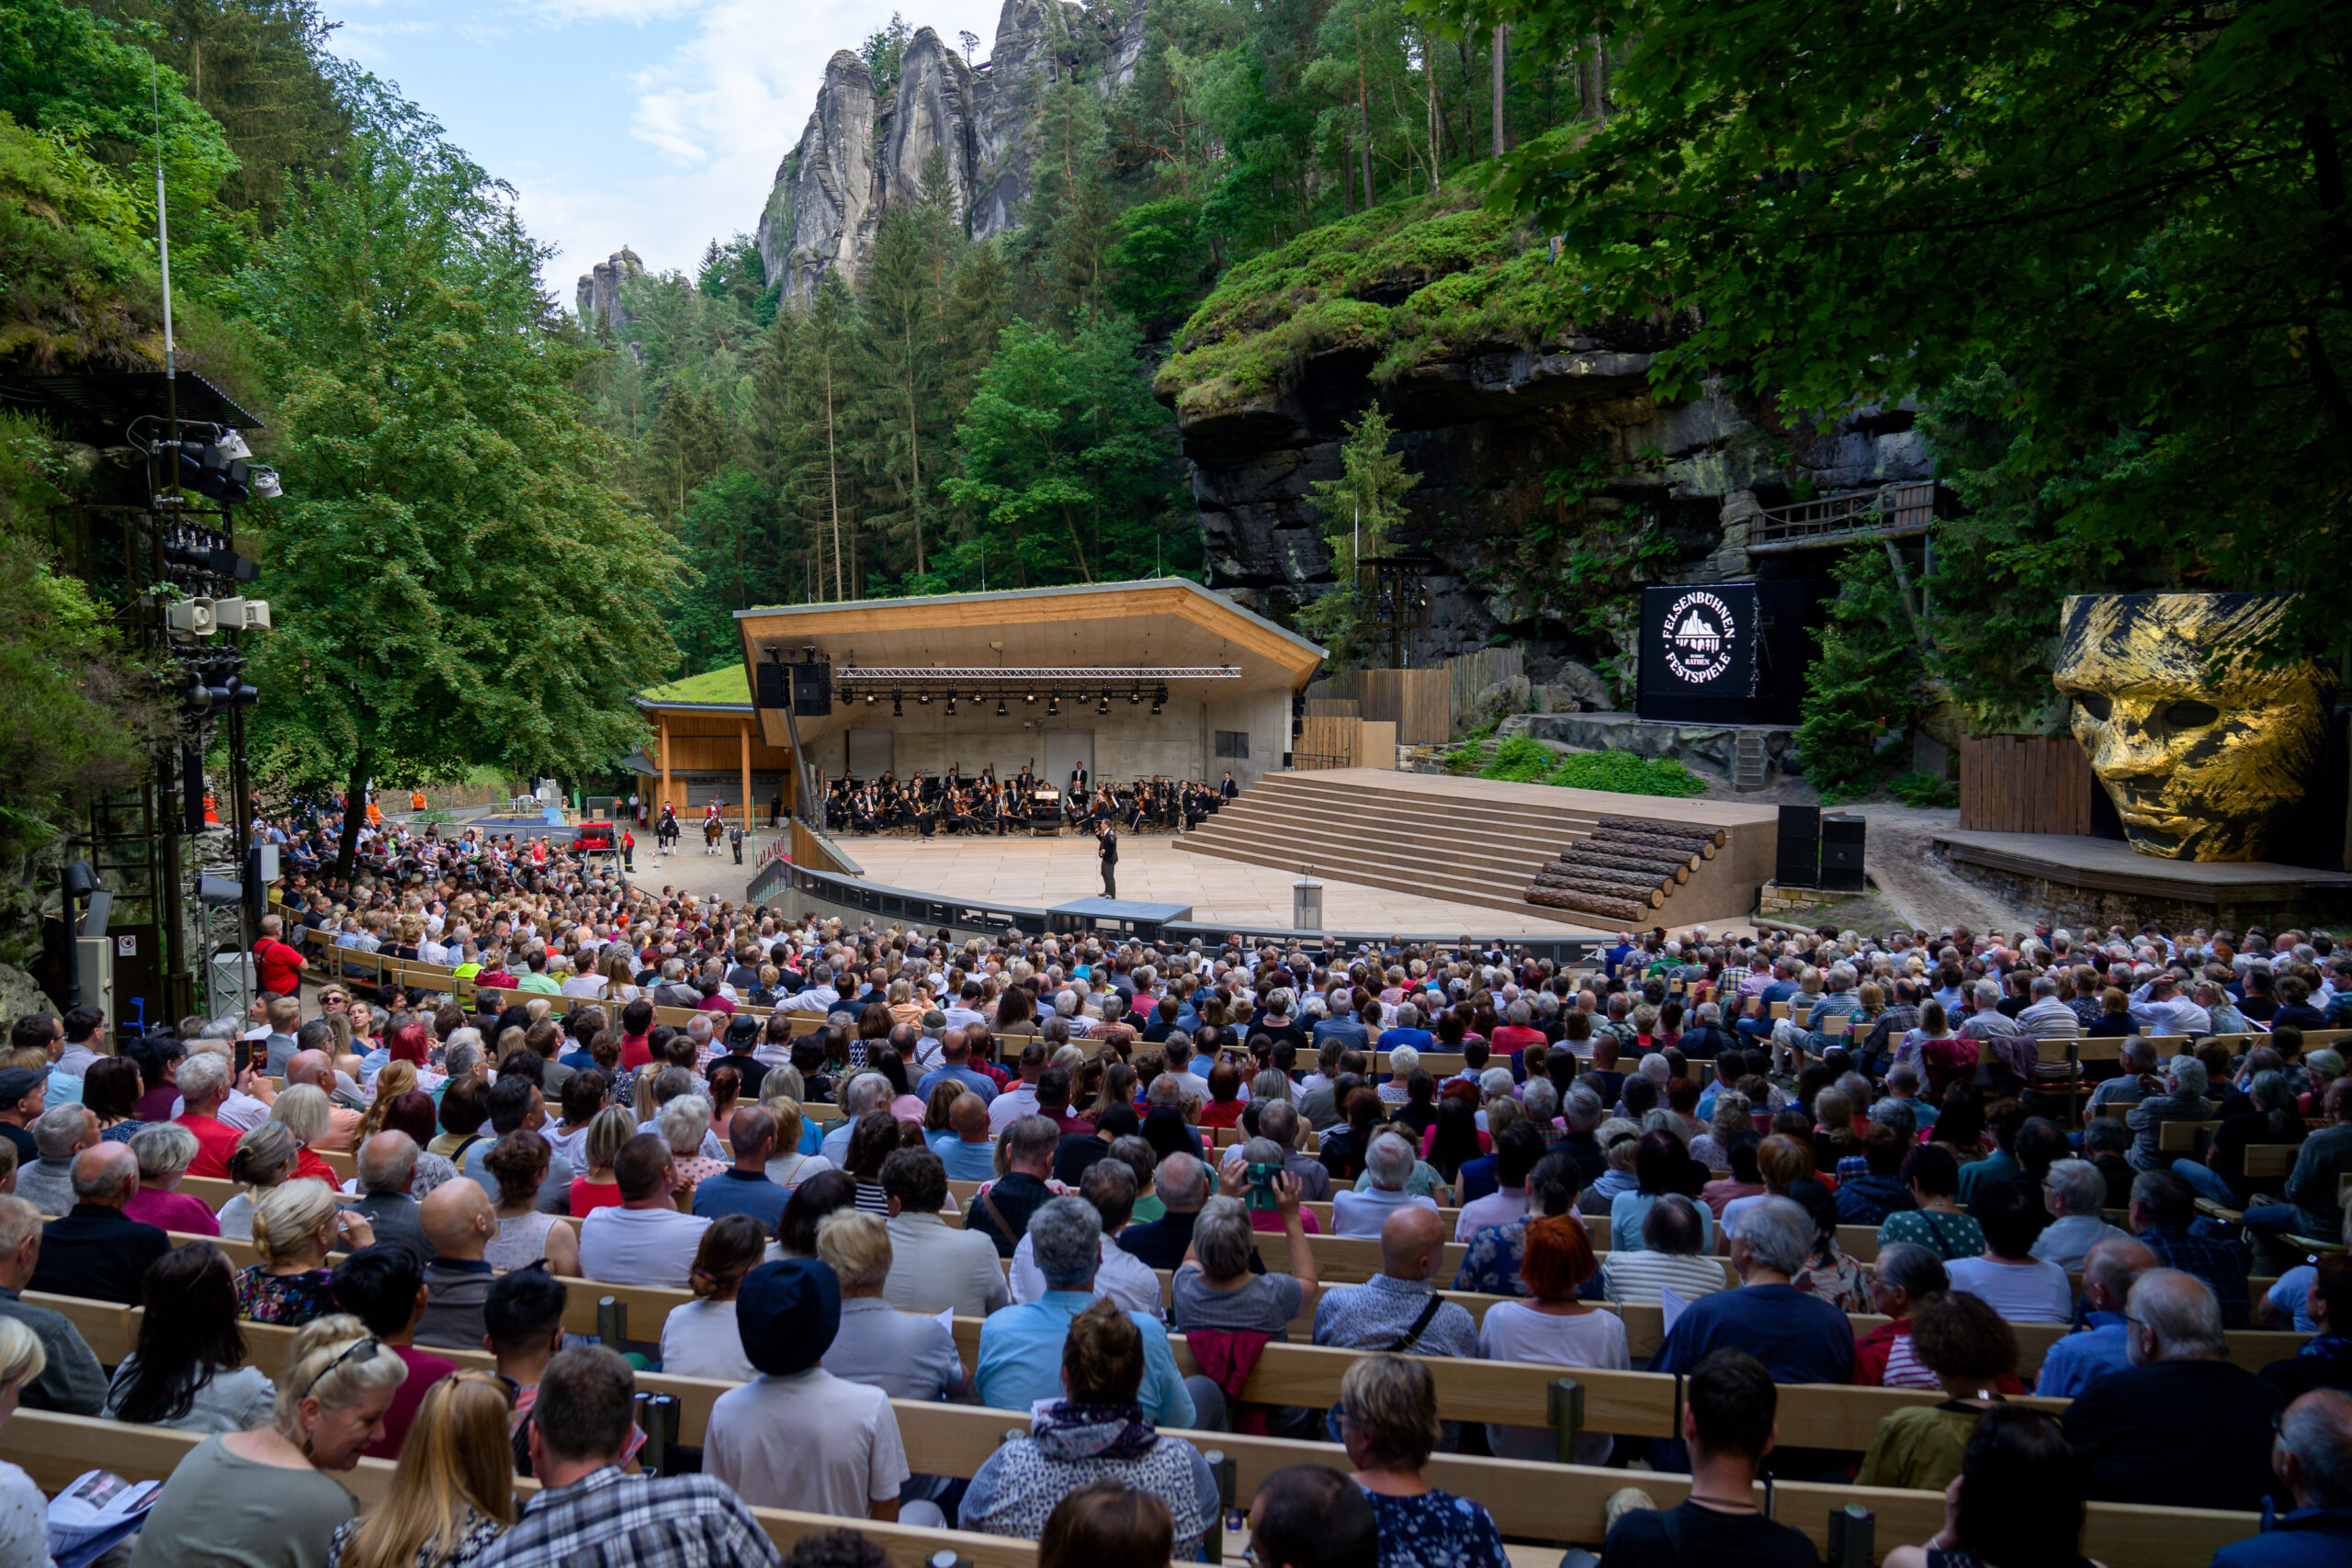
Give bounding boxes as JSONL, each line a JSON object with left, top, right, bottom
{"left": 734, "top": 579, "right": 1324, "bottom": 748}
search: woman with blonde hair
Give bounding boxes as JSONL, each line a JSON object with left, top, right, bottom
{"left": 0, "top": 1316, "right": 51, "bottom": 1563}
{"left": 326, "top": 1371, "right": 516, "bottom": 1568}
{"left": 600, "top": 950, "right": 639, "bottom": 1004}
{"left": 353, "top": 1062, "right": 420, "bottom": 1145}
{"left": 130, "top": 1314, "right": 405, "bottom": 1568}
{"left": 566, "top": 1105, "right": 637, "bottom": 1217}
{"left": 1337, "top": 1354, "right": 1507, "bottom": 1564}
{"left": 270, "top": 1084, "right": 345, "bottom": 1185}
{"left": 762, "top": 1097, "right": 832, "bottom": 1190}
{"left": 240, "top": 1179, "right": 372, "bottom": 1325}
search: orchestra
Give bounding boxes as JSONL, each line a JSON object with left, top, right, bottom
{"left": 821, "top": 769, "right": 1229, "bottom": 838}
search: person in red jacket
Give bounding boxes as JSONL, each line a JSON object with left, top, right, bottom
{"left": 251, "top": 913, "right": 307, "bottom": 997}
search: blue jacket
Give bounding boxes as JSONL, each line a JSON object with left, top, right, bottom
{"left": 2209, "top": 1508, "right": 2352, "bottom": 1568}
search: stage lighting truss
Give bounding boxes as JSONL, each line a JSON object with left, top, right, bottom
{"left": 831, "top": 665, "right": 1233, "bottom": 716}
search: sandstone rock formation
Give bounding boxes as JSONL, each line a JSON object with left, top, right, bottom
{"left": 754, "top": 0, "right": 1151, "bottom": 305}
{"left": 574, "top": 247, "right": 644, "bottom": 332}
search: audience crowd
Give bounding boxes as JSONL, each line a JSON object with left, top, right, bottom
{"left": 2, "top": 888, "right": 2350, "bottom": 1568}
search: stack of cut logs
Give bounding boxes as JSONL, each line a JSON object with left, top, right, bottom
{"left": 1524, "top": 817, "right": 1728, "bottom": 920}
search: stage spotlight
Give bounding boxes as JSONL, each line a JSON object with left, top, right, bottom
{"left": 1128, "top": 685, "right": 1142, "bottom": 705}
{"left": 919, "top": 690, "right": 931, "bottom": 705}
{"left": 892, "top": 689, "right": 903, "bottom": 717}
{"left": 1047, "top": 686, "right": 1061, "bottom": 717}
{"left": 1097, "top": 694, "right": 1111, "bottom": 716}
{"left": 1023, "top": 689, "right": 1036, "bottom": 705}
{"left": 995, "top": 697, "right": 1007, "bottom": 717}
{"left": 945, "top": 694, "right": 957, "bottom": 716}
{"left": 865, "top": 691, "right": 876, "bottom": 706}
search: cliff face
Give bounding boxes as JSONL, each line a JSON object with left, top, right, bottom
{"left": 755, "top": 0, "right": 1148, "bottom": 304}
{"left": 1156, "top": 192, "right": 1935, "bottom": 689}
{"left": 574, "top": 247, "right": 644, "bottom": 332}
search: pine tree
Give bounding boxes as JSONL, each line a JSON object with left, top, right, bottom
{"left": 856, "top": 206, "right": 952, "bottom": 579}
{"left": 1297, "top": 406, "right": 1419, "bottom": 667}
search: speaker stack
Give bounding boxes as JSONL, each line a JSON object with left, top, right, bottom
{"left": 789, "top": 660, "right": 833, "bottom": 716}
{"left": 1775, "top": 805, "right": 1820, "bottom": 887}
{"left": 1819, "top": 813, "right": 1868, "bottom": 892}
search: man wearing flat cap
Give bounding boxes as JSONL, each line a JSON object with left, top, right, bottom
{"left": 0, "top": 1070, "right": 48, "bottom": 1166}
{"left": 704, "top": 1258, "right": 941, "bottom": 1526}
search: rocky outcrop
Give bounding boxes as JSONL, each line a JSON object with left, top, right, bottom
{"left": 756, "top": 0, "right": 1150, "bottom": 305}
{"left": 574, "top": 247, "right": 643, "bottom": 332}
{"left": 1176, "top": 331, "right": 1935, "bottom": 670}
{"left": 757, "top": 51, "right": 881, "bottom": 304}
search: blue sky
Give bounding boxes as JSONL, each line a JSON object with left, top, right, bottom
{"left": 329, "top": 0, "right": 1008, "bottom": 306}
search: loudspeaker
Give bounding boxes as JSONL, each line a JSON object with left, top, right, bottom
{"left": 182, "top": 743, "right": 207, "bottom": 837}
{"left": 753, "top": 661, "right": 788, "bottom": 712}
{"left": 1818, "top": 813, "right": 1867, "bottom": 891}
{"left": 790, "top": 660, "right": 832, "bottom": 716}
{"left": 1775, "top": 804, "right": 1820, "bottom": 886}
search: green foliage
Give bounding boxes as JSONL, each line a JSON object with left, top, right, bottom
{"left": 237, "top": 87, "right": 678, "bottom": 868}
{"left": 943, "top": 312, "right": 1184, "bottom": 588}
{"left": 1887, "top": 772, "right": 1956, "bottom": 809}
{"left": 1457, "top": 0, "right": 2352, "bottom": 672}
{"left": 1796, "top": 547, "right": 1926, "bottom": 803}
{"left": 1107, "top": 197, "right": 1206, "bottom": 329}
{"left": 858, "top": 13, "right": 912, "bottom": 101}
{"left": 0, "top": 412, "right": 169, "bottom": 860}
{"left": 0, "top": 110, "right": 167, "bottom": 372}
{"left": 1295, "top": 405, "right": 1419, "bottom": 665}
{"left": 1443, "top": 735, "right": 1705, "bottom": 795}
{"left": 1155, "top": 183, "right": 1557, "bottom": 417}
{"left": 0, "top": 0, "right": 247, "bottom": 284}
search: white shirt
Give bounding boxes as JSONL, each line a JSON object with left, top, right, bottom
{"left": 1330, "top": 1188, "right": 1437, "bottom": 1237}
{"left": 660, "top": 1298, "right": 757, "bottom": 1383}
{"left": 1011, "top": 1232, "right": 1165, "bottom": 1318}
{"left": 2127, "top": 989, "right": 2212, "bottom": 1038}
{"left": 217, "top": 1088, "right": 272, "bottom": 1133}
{"left": 943, "top": 1006, "right": 987, "bottom": 1033}
{"left": 1945, "top": 1255, "right": 2076, "bottom": 1323}
{"left": 1454, "top": 1187, "right": 1529, "bottom": 1244}
{"left": 785, "top": 984, "right": 840, "bottom": 1014}
{"left": 987, "top": 1084, "right": 1043, "bottom": 1134}
{"left": 707, "top": 1368, "right": 909, "bottom": 1517}
{"left": 1165, "top": 1070, "right": 1210, "bottom": 1100}
{"left": 1477, "top": 1303, "right": 1628, "bottom": 1464}
{"left": 577, "top": 1204, "right": 713, "bottom": 1288}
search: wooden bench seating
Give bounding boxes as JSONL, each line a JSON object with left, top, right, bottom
{"left": 0, "top": 1403, "right": 2267, "bottom": 1568}
{"left": 0, "top": 1409, "right": 1038, "bottom": 1568}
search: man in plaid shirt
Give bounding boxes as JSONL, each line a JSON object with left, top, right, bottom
{"left": 479, "top": 1346, "right": 778, "bottom": 1568}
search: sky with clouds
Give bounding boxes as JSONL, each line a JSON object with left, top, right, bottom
{"left": 329, "top": 0, "right": 1009, "bottom": 306}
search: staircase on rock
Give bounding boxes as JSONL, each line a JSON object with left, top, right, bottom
{"left": 1523, "top": 818, "right": 1729, "bottom": 922}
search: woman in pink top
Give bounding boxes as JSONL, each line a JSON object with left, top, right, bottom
{"left": 124, "top": 1123, "right": 223, "bottom": 1236}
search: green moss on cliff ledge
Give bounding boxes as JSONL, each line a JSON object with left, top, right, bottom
{"left": 1153, "top": 178, "right": 1562, "bottom": 423}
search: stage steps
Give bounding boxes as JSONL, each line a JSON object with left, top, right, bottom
{"left": 1176, "top": 773, "right": 1608, "bottom": 924}
{"left": 1734, "top": 733, "right": 1768, "bottom": 792}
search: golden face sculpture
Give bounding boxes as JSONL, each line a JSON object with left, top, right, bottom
{"left": 2052, "top": 593, "right": 2331, "bottom": 862}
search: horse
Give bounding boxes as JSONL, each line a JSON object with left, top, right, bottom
{"left": 704, "top": 814, "right": 725, "bottom": 855}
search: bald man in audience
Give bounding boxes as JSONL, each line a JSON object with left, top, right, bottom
{"left": 28, "top": 1144, "right": 167, "bottom": 1306}
{"left": 413, "top": 1178, "right": 500, "bottom": 1350}
{"left": 1311, "top": 1206, "right": 1476, "bottom": 1358}
{"left": 935, "top": 1093, "right": 997, "bottom": 1181}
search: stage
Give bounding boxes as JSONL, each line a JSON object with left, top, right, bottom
{"left": 1931, "top": 829, "right": 2352, "bottom": 929}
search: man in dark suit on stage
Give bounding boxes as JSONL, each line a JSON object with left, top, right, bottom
{"left": 1098, "top": 823, "right": 1118, "bottom": 898}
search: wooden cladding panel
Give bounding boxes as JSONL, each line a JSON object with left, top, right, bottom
{"left": 1960, "top": 734, "right": 2095, "bottom": 835}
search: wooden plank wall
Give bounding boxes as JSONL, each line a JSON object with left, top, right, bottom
{"left": 1960, "top": 734, "right": 2094, "bottom": 835}
{"left": 1306, "top": 698, "right": 1362, "bottom": 718}
{"left": 1445, "top": 646, "right": 1524, "bottom": 731}
{"left": 1296, "top": 715, "right": 1362, "bottom": 769}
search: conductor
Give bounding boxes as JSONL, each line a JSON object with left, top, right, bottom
{"left": 1097, "top": 822, "right": 1118, "bottom": 898}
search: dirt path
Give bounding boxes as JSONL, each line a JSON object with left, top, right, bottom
{"left": 1846, "top": 802, "right": 2041, "bottom": 934}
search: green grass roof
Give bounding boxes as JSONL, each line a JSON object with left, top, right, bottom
{"left": 637, "top": 665, "right": 751, "bottom": 707}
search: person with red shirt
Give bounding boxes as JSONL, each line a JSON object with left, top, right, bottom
{"left": 329, "top": 1245, "right": 458, "bottom": 1461}
{"left": 617, "top": 998, "right": 655, "bottom": 1072}
{"left": 251, "top": 914, "right": 307, "bottom": 998}
{"left": 1489, "top": 998, "right": 1547, "bottom": 1059}
{"left": 173, "top": 1050, "right": 243, "bottom": 1178}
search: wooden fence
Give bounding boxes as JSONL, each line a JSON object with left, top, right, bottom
{"left": 1295, "top": 716, "right": 1396, "bottom": 769}
{"left": 1960, "top": 734, "right": 2094, "bottom": 835}
{"left": 1307, "top": 646, "right": 1524, "bottom": 745}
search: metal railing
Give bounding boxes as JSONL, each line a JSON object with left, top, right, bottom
{"left": 741, "top": 857, "right": 1605, "bottom": 963}
{"left": 1747, "top": 480, "right": 1937, "bottom": 552}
